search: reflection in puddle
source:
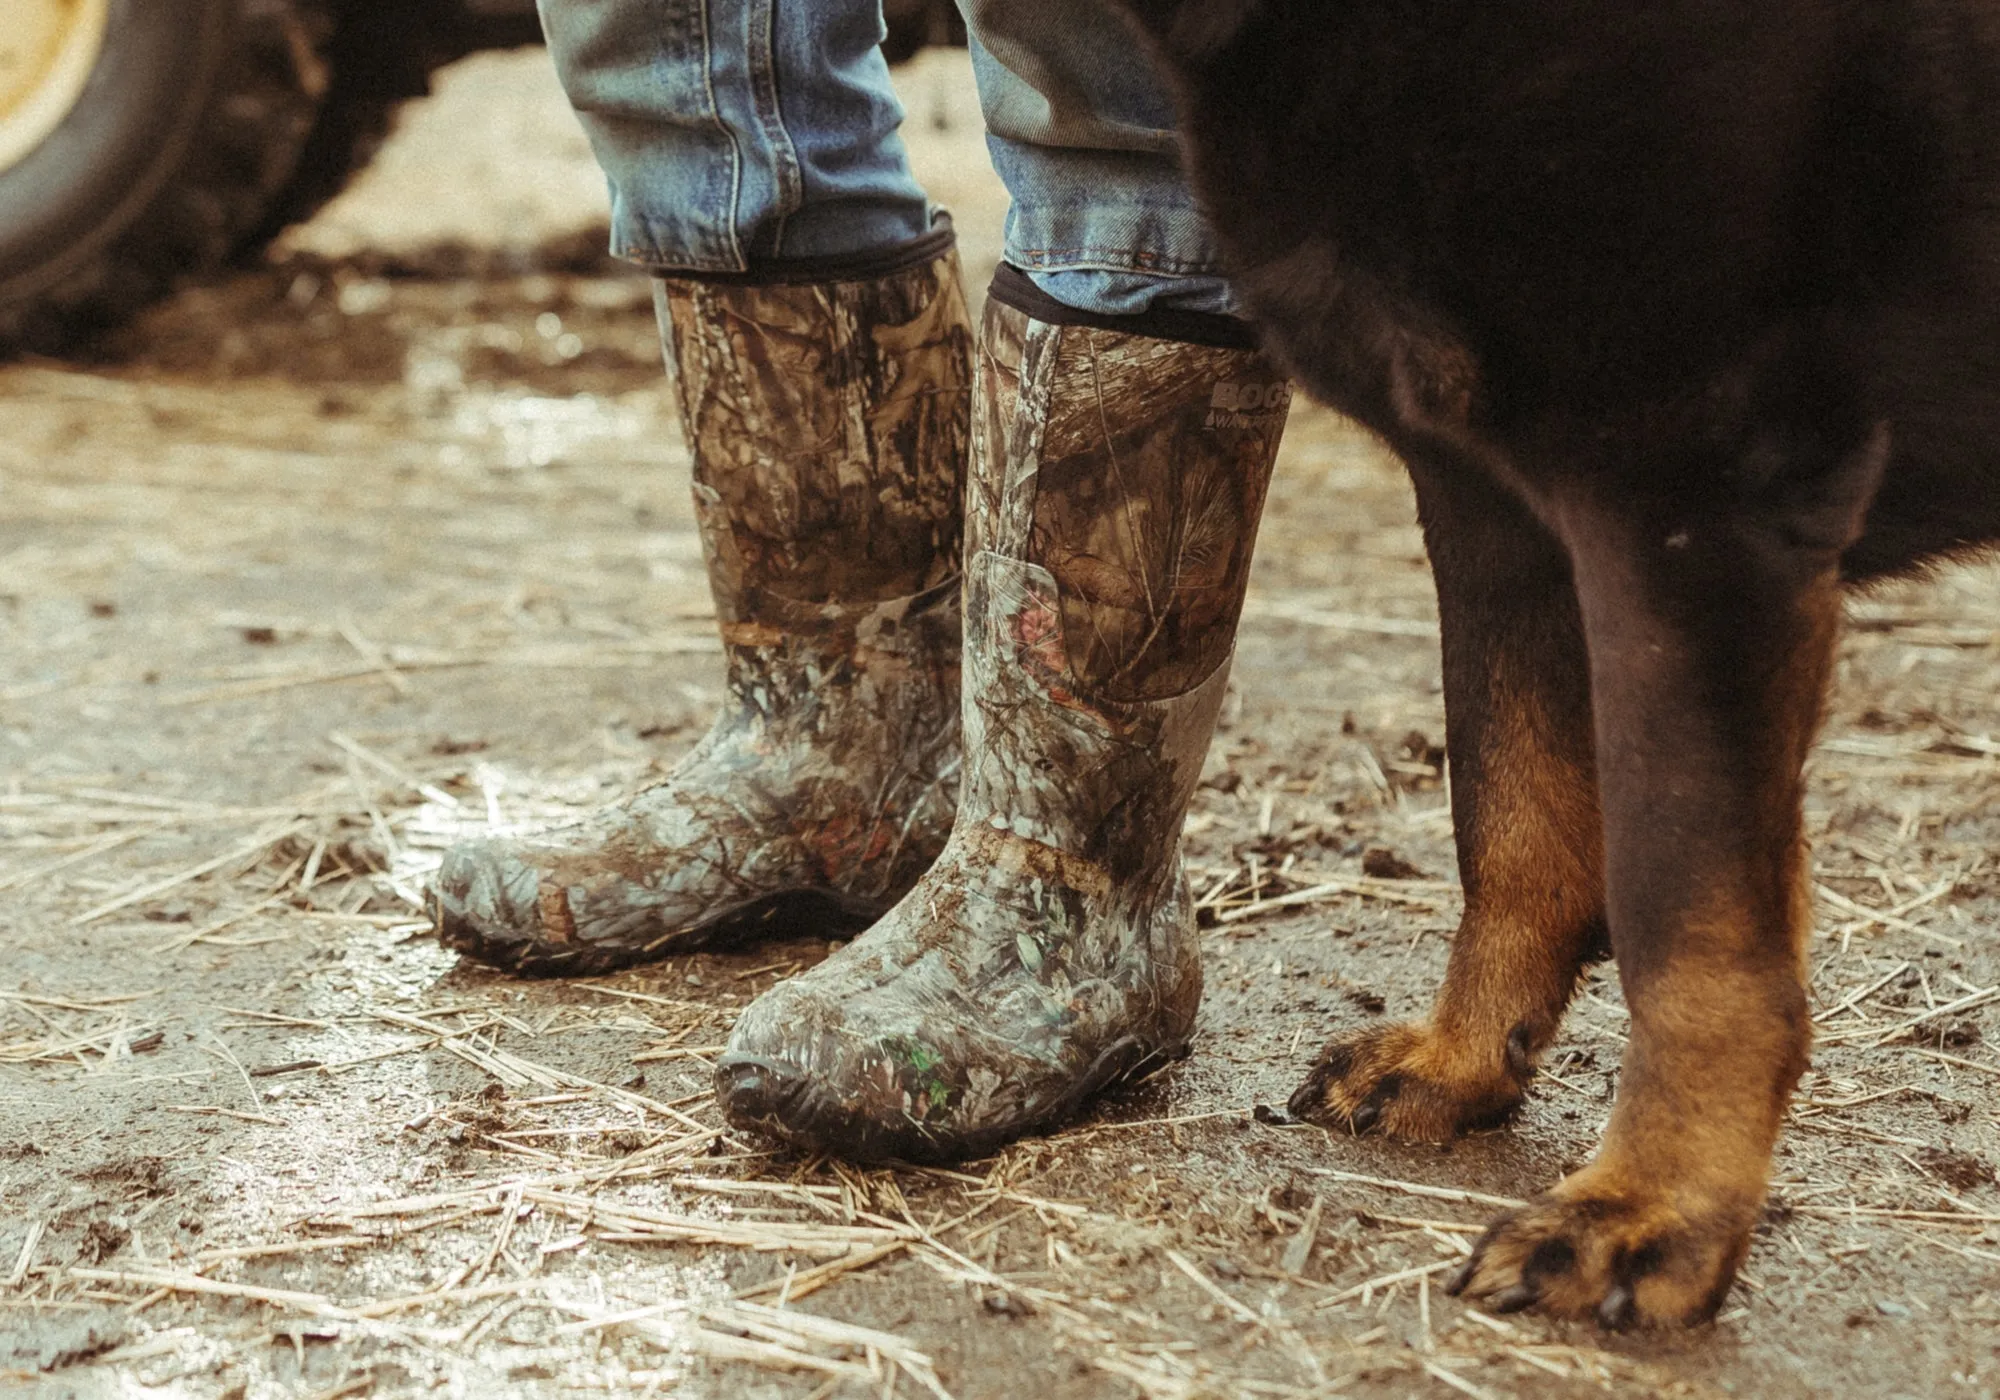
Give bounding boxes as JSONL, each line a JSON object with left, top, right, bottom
{"left": 186, "top": 761, "right": 732, "bottom": 1394}
{"left": 454, "top": 392, "right": 650, "bottom": 472}
{"left": 403, "top": 373, "right": 658, "bottom": 472}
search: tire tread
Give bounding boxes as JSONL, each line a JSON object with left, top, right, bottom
{"left": 0, "top": 0, "right": 403, "bottom": 354}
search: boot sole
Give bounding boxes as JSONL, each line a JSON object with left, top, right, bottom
{"left": 712, "top": 1033, "right": 1194, "bottom": 1164}
{"left": 433, "top": 886, "right": 891, "bottom": 978}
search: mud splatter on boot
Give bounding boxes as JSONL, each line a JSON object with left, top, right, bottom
{"left": 432, "top": 237, "right": 973, "bottom": 974}
{"left": 715, "top": 283, "right": 1292, "bottom": 1160}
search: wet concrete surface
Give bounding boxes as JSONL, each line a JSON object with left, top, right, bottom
{"left": 5, "top": 46, "right": 2000, "bottom": 1400}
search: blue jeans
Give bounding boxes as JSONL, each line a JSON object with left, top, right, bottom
{"left": 538, "top": 0, "right": 1236, "bottom": 315}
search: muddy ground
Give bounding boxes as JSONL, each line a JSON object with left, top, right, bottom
{"left": 6, "top": 47, "right": 2000, "bottom": 1400}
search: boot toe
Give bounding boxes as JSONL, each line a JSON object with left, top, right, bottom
{"left": 715, "top": 983, "right": 951, "bottom": 1163}
{"left": 432, "top": 840, "right": 563, "bottom": 971}
{"left": 712, "top": 1054, "right": 815, "bottom": 1142}
{"left": 715, "top": 967, "right": 1196, "bottom": 1165}
{"left": 713, "top": 1049, "right": 952, "bottom": 1164}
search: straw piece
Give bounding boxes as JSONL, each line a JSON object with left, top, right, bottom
{"left": 7, "top": 1222, "right": 43, "bottom": 1288}
{"left": 194, "top": 1237, "right": 377, "bottom": 1265}
{"left": 1165, "top": 1250, "right": 1262, "bottom": 1325}
{"left": 1422, "top": 1359, "right": 1497, "bottom": 1400}
{"left": 161, "top": 1105, "right": 288, "bottom": 1127}
{"left": 1302, "top": 1169, "right": 1526, "bottom": 1210}
{"left": 1316, "top": 1259, "right": 1460, "bottom": 1309}
{"left": 733, "top": 1242, "right": 909, "bottom": 1302}
{"left": 68, "top": 1267, "right": 342, "bottom": 1315}
{"left": 70, "top": 820, "right": 308, "bottom": 926}
{"left": 0, "top": 827, "right": 161, "bottom": 894}
{"left": 1217, "top": 875, "right": 1453, "bottom": 924}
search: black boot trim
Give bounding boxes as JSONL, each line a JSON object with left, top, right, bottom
{"left": 660, "top": 219, "right": 958, "bottom": 288}
{"left": 986, "top": 262, "right": 1261, "bottom": 351}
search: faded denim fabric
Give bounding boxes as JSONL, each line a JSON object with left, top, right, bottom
{"left": 538, "top": 0, "right": 1236, "bottom": 313}
{"left": 958, "top": 0, "right": 1236, "bottom": 314}
{"left": 538, "top": 0, "right": 933, "bottom": 268}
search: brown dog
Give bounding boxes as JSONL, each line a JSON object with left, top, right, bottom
{"left": 1110, "top": 0, "right": 2000, "bottom": 1326}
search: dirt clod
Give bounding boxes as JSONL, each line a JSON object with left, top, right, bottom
{"left": 1916, "top": 1146, "right": 1994, "bottom": 1191}
{"left": 1361, "top": 847, "right": 1425, "bottom": 880}
{"left": 77, "top": 1220, "right": 130, "bottom": 1264}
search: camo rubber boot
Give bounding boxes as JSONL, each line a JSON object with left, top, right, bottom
{"left": 714, "top": 268, "right": 1292, "bottom": 1160}
{"left": 432, "top": 232, "right": 973, "bottom": 975}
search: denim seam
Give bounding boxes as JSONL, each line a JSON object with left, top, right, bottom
{"left": 747, "top": 0, "right": 805, "bottom": 259}
{"left": 694, "top": 0, "right": 746, "bottom": 271}
{"left": 1009, "top": 247, "right": 1229, "bottom": 277}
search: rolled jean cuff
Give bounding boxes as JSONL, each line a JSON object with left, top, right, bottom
{"left": 995, "top": 179, "right": 1241, "bottom": 317}
{"left": 611, "top": 199, "right": 937, "bottom": 274}
{"left": 1016, "top": 266, "right": 1241, "bottom": 319}
{"left": 988, "top": 262, "right": 1254, "bottom": 345}
{"left": 654, "top": 217, "right": 958, "bottom": 286}
{"left": 961, "top": 0, "right": 1240, "bottom": 318}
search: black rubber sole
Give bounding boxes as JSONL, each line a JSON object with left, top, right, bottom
{"left": 712, "top": 1033, "right": 1193, "bottom": 1165}
{"left": 432, "top": 885, "right": 889, "bottom": 978}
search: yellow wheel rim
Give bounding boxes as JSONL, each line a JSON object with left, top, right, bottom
{"left": 0, "top": 0, "right": 112, "bottom": 175}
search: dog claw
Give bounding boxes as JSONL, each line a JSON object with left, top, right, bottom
{"left": 1436, "top": 1174, "right": 1755, "bottom": 1326}
{"left": 1448, "top": 1256, "right": 1480, "bottom": 1304}
{"left": 1289, "top": 1023, "right": 1527, "bottom": 1142}
{"left": 1598, "top": 1281, "right": 1637, "bottom": 1330}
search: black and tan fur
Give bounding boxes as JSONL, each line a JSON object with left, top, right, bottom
{"left": 1111, "top": 0, "right": 2000, "bottom": 1326}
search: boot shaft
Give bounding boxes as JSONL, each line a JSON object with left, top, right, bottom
{"left": 962, "top": 290, "right": 1292, "bottom": 882}
{"left": 972, "top": 293, "right": 1292, "bottom": 703}
{"left": 654, "top": 240, "right": 974, "bottom": 632}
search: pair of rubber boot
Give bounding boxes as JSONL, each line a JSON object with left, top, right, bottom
{"left": 432, "top": 228, "right": 1291, "bottom": 1162}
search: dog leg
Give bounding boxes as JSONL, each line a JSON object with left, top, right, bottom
{"left": 1290, "top": 455, "right": 1603, "bottom": 1140}
{"left": 1449, "top": 423, "right": 1886, "bottom": 1325}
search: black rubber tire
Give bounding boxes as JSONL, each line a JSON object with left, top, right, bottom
{"left": 243, "top": 0, "right": 482, "bottom": 249}
{"left": 883, "top": 0, "right": 966, "bottom": 66}
{"left": 0, "top": 0, "right": 337, "bottom": 355}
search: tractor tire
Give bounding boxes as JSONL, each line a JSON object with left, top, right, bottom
{"left": 0, "top": 0, "right": 345, "bottom": 355}
{"left": 883, "top": 0, "right": 966, "bottom": 65}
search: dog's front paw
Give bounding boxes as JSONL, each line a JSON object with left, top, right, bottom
{"left": 1447, "top": 1165, "right": 1754, "bottom": 1327}
{"left": 1286, "top": 1020, "right": 1528, "bottom": 1141}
